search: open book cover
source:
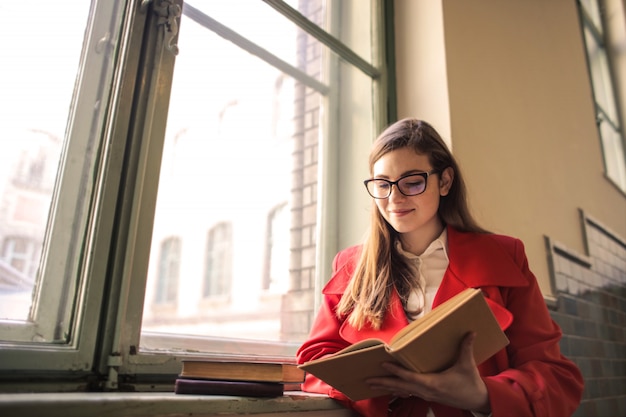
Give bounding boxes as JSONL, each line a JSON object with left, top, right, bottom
{"left": 298, "top": 288, "right": 509, "bottom": 401}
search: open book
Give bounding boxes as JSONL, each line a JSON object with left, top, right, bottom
{"left": 298, "top": 288, "right": 509, "bottom": 401}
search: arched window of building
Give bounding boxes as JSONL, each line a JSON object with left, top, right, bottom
{"left": 155, "top": 237, "right": 181, "bottom": 304}
{"left": 203, "top": 222, "right": 232, "bottom": 298}
{"left": 262, "top": 202, "right": 289, "bottom": 292}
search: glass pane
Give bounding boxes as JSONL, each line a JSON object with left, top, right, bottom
{"left": 584, "top": 27, "right": 619, "bottom": 123}
{"left": 189, "top": 0, "right": 374, "bottom": 75}
{"left": 0, "top": 2, "right": 89, "bottom": 322}
{"left": 141, "top": 4, "right": 325, "bottom": 347}
{"left": 139, "top": 0, "right": 379, "bottom": 358}
{"left": 268, "top": 0, "right": 374, "bottom": 65}
{"left": 186, "top": 0, "right": 322, "bottom": 80}
{"left": 599, "top": 122, "right": 626, "bottom": 191}
{"left": 579, "top": 0, "right": 603, "bottom": 32}
{"left": 0, "top": 0, "right": 124, "bottom": 346}
{"left": 327, "top": 0, "right": 374, "bottom": 64}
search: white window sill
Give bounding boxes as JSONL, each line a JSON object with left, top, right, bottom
{"left": 0, "top": 391, "right": 355, "bottom": 417}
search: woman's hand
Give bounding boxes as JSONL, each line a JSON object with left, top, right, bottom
{"left": 366, "top": 332, "right": 491, "bottom": 413}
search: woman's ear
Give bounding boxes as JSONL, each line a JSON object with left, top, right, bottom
{"left": 439, "top": 167, "right": 454, "bottom": 196}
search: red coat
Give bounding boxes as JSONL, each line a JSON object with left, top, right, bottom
{"left": 296, "top": 227, "right": 584, "bottom": 417}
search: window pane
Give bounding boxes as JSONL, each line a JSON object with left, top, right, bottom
{"left": 580, "top": 0, "right": 603, "bottom": 31}
{"left": 204, "top": 223, "right": 233, "bottom": 298}
{"left": 140, "top": 1, "right": 377, "bottom": 355}
{"left": 0, "top": 2, "right": 88, "bottom": 323}
{"left": 141, "top": 2, "right": 321, "bottom": 346}
{"left": 184, "top": 1, "right": 321, "bottom": 81}
{"left": 583, "top": 26, "right": 619, "bottom": 123}
{"left": 599, "top": 121, "right": 626, "bottom": 190}
{"left": 0, "top": 0, "right": 124, "bottom": 345}
{"left": 579, "top": 0, "right": 626, "bottom": 192}
{"left": 264, "top": 0, "right": 374, "bottom": 65}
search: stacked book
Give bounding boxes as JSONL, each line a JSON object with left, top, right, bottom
{"left": 175, "top": 360, "right": 305, "bottom": 397}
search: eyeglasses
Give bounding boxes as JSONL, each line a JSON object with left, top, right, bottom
{"left": 364, "top": 170, "right": 439, "bottom": 199}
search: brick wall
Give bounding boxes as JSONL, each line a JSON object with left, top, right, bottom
{"left": 547, "top": 210, "right": 626, "bottom": 416}
{"left": 280, "top": 0, "right": 323, "bottom": 342}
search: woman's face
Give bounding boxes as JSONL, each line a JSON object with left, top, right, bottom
{"left": 371, "top": 147, "right": 452, "bottom": 253}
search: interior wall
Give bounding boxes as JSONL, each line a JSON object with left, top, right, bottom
{"left": 393, "top": 0, "right": 451, "bottom": 146}
{"left": 394, "top": 0, "right": 626, "bottom": 295}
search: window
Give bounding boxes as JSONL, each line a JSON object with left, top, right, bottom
{"left": 154, "top": 237, "right": 181, "bottom": 304}
{"left": 0, "top": 236, "right": 38, "bottom": 320}
{"left": 263, "top": 203, "right": 289, "bottom": 292}
{"left": 579, "top": 0, "right": 626, "bottom": 192}
{"left": 0, "top": 0, "right": 390, "bottom": 388}
{"left": 0, "top": 0, "right": 121, "bottom": 356}
{"left": 1, "top": 237, "right": 39, "bottom": 279}
{"left": 136, "top": 0, "right": 387, "bottom": 362}
{"left": 204, "top": 223, "right": 233, "bottom": 298}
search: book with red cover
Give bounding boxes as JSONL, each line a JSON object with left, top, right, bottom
{"left": 174, "top": 378, "right": 284, "bottom": 397}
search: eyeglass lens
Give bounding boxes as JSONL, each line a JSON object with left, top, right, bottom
{"left": 367, "top": 174, "right": 427, "bottom": 198}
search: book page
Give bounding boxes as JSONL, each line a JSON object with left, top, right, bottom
{"left": 389, "top": 288, "right": 478, "bottom": 347}
{"left": 299, "top": 342, "right": 397, "bottom": 401}
{"left": 389, "top": 289, "right": 509, "bottom": 373}
{"left": 333, "top": 338, "right": 386, "bottom": 356}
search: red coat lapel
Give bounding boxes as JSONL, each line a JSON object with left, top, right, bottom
{"left": 445, "top": 226, "right": 529, "bottom": 290}
{"left": 323, "top": 227, "right": 527, "bottom": 342}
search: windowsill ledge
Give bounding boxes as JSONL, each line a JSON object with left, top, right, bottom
{"left": 0, "top": 391, "right": 355, "bottom": 417}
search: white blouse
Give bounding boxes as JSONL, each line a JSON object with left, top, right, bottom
{"left": 396, "top": 229, "right": 491, "bottom": 417}
{"left": 398, "top": 228, "right": 449, "bottom": 320}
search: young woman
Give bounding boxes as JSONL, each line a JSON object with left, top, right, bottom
{"left": 296, "top": 118, "right": 583, "bottom": 417}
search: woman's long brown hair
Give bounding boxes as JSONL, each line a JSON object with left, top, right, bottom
{"left": 336, "top": 118, "right": 489, "bottom": 330}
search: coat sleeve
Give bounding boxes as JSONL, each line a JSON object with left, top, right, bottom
{"left": 296, "top": 248, "right": 352, "bottom": 396}
{"left": 296, "top": 289, "right": 392, "bottom": 417}
{"left": 296, "top": 250, "right": 351, "bottom": 366}
{"left": 484, "top": 238, "right": 584, "bottom": 417}
{"left": 295, "top": 248, "right": 393, "bottom": 417}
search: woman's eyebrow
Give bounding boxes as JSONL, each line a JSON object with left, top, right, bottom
{"left": 373, "top": 169, "right": 429, "bottom": 179}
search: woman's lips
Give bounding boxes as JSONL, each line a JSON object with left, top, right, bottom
{"left": 389, "top": 208, "right": 414, "bottom": 216}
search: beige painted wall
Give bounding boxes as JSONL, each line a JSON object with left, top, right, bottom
{"left": 394, "top": 0, "right": 626, "bottom": 295}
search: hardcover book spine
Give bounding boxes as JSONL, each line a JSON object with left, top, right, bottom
{"left": 174, "top": 378, "right": 284, "bottom": 397}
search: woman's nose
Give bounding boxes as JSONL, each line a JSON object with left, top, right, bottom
{"left": 388, "top": 184, "right": 405, "bottom": 200}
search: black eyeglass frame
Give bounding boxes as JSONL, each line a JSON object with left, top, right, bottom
{"left": 363, "top": 170, "right": 439, "bottom": 199}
